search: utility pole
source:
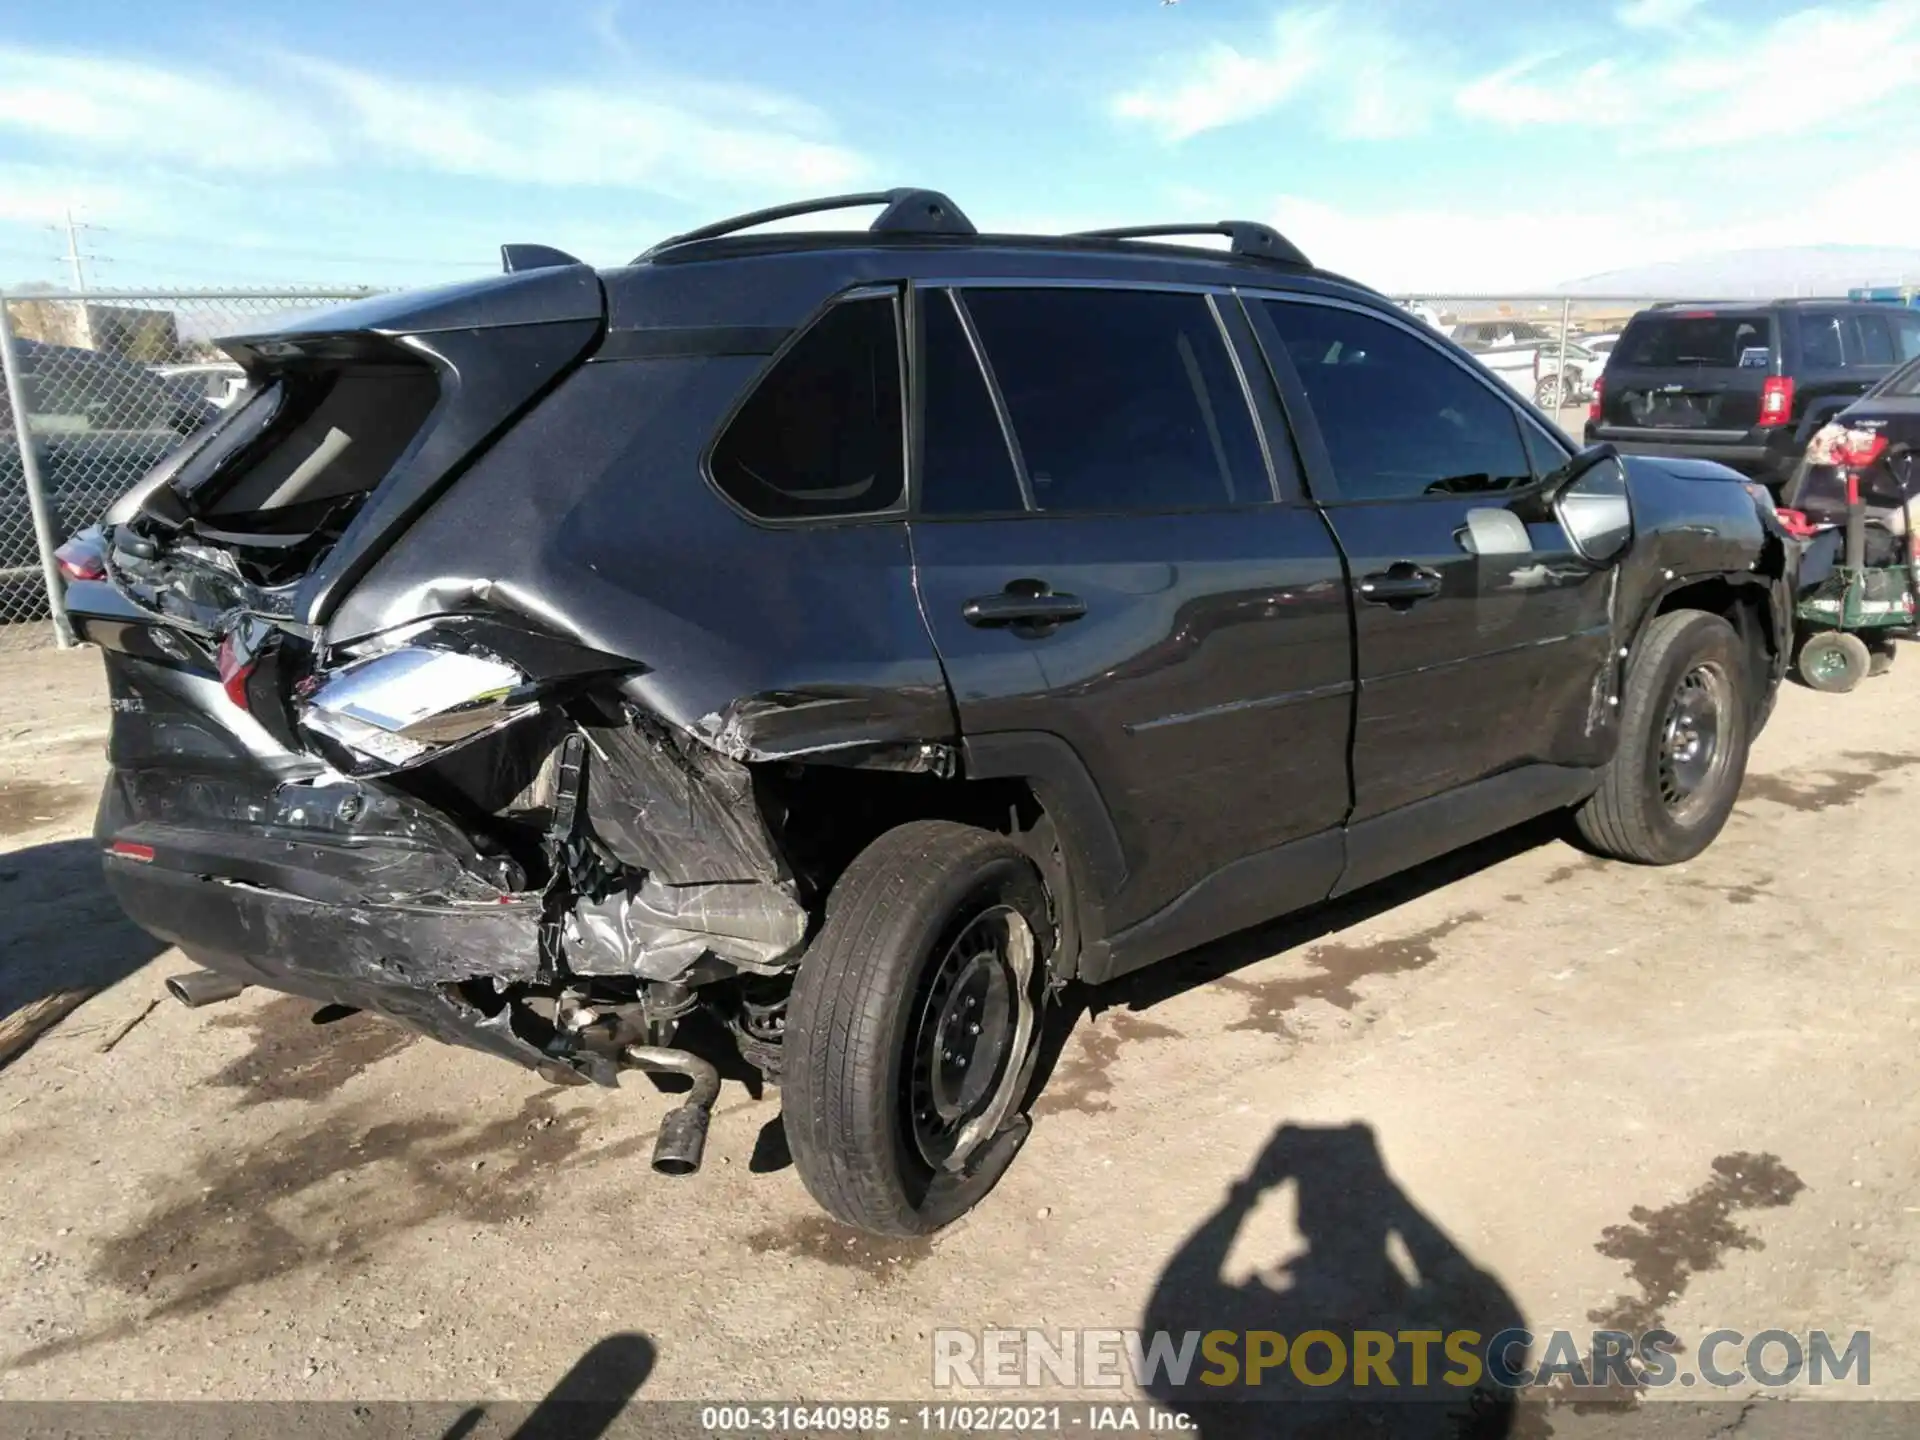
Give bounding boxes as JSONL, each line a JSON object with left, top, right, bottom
{"left": 58, "top": 208, "right": 96, "bottom": 293}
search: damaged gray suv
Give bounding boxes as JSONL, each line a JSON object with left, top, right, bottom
{"left": 66, "top": 190, "right": 1794, "bottom": 1237}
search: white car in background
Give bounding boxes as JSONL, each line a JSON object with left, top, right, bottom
{"left": 1573, "top": 333, "right": 1619, "bottom": 393}
{"left": 1397, "top": 300, "right": 1448, "bottom": 332}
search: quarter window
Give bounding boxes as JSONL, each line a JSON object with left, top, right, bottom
{"left": 709, "top": 296, "right": 904, "bottom": 519}
{"left": 961, "top": 288, "right": 1271, "bottom": 513}
{"left": 1263, "top": 302, "right": 1533, "bottom": 501}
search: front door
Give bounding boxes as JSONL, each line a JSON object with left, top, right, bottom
{"left": 908, "top": 284, "right": 1353, "bottom": 947}
{"left": 1248, "top": 297, "right": 1616, "bottom": 827}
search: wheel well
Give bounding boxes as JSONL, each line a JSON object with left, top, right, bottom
{"left": 756, "top": 761, "right": 1083, "bottom": 978}
{"left": 759, "top": 762, "right": 1044, "bottom": 902}
{"left": 1654, "top": 576, "right": 1776, "bottom": 707}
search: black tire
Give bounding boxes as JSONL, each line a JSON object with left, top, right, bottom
{"left": 1575, "top": 610, "right": 1751, "bottom": 864}
{"left": 1798, "top": 630, "right": 1871, "bottom": 693}
{"left": 783, "top": 820, "right": 1051, "bottom": 1237}
{"left": 1868, "top": 635, "right": 1897, "bottom": 678}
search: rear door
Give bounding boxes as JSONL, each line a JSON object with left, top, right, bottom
{"left": 1792, "top": 308, "right": 1903, "bottom": 428}
{"left": 1601, "top": 310, "right": 1776, "bottom": 434}
{"left": 908, "top": 284, "right": 1353, "bottom": 951}
{"left": 1247, "top": 295, "right": 1615, "bottom": 880}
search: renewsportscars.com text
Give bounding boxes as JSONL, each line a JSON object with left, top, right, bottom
{"left": 932, "top": 1327, "right": 1870, "bottom": 1393}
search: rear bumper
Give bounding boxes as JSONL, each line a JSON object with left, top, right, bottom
{"left": 104, "top": 857, "right": 580, "bottom": 1077}
{"left": 97, "top": 767, "right": 584, "bottom": 1082}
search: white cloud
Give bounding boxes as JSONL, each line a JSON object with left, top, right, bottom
{"left": 1274, "top": 148, "right": 1920, "bottom": 292}
{"left": 1111, "top": 7, "right": 1342, "bottom": 141}
{"left": 1457, "top": 0, "right": 1920, "bottom": 150}
{"left": 1616, "top": 0, "right": 1705, "bottom": 29}
{"left": 0, "top": 47, "right": 334, "bottom": 170}
{"left": 0, "top": 44, "right": 868, "bottom": 195}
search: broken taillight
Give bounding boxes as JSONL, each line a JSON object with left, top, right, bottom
{"left": 298, "top": 644, "right": 535, "bottom": 773}
{"left": 54, "top": 535, "right": 106, "bottom": 581}
{"left": 217, "top": 632, "right": 256, "bottom": 713}
{"left": 1758, "top": 375, "right": 1794, "bottom": 428}
{"left": 1833, "top": 431, "right": 1889, "bottom": 470}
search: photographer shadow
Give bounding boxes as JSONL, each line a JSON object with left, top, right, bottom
{"left": 1142, "top": 1122, "right": 1526, "bottom": 1440}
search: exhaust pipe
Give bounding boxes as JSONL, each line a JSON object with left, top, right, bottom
{"left": 621, "top": 1045, "right": 720, "bottom": 1176}
{"left": 165, "top": 970, "right": 247, "bottom": 1008}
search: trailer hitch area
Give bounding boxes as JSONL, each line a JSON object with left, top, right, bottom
{"left": 620, "top": 1044, "right": 721, "bottom": 1176}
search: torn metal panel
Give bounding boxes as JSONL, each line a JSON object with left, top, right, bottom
{"left": 581, "top": 713, "right": 788, "bottom": 885}
{"left": 566, "top": 876, "right": 807, "bottom": 980}
{"left": 692, "top": 683, "right": 957, "bottom": 765}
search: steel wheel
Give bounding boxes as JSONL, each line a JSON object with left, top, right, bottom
{"left": 1657, "top": 660, "right": 1735, "bottom": 824}
{"left": 906, "top": 904, "right": 1035, "bottom": 1173}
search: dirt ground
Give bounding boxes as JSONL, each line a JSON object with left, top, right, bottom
{"left": 2, "top": 640, "right": 1918, "bottom": 1431}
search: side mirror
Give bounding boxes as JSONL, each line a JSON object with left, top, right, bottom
{"left": 1547, "top": 444, "right": 1632, "bottom": 564}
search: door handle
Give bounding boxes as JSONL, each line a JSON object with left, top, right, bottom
{"left": 962, "top": 585, "right": 1087, "bottom": 629}
{"left": 1358, "top": 564, "right": 1443, "bottom": 606}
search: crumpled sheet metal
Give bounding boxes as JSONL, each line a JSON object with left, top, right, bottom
{"left": 581, "top": 716, "right": 787, "bottom": 886}
{"left": 568, "top": 875, "right": 807, "bottom": 980}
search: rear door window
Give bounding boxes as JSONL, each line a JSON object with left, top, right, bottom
{"left": 1262, "top": 300, "right": 1534, "bottom": 501}
{"left": 959, "top": 288, "right": 1270, "bottom": 513}
{"left": 1798, "top": 311, "right": 1898, "bottom": 370}
{"left": 709, "top": 295, "right": 905, "bottom": 520}
{"left": 917, "top": 290, "right": 1025, "bottom": 515}
{"left": 1618, "top": 313, "right": 1773, "bottom": 368}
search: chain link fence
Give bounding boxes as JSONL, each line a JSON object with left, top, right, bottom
{"left": 0, "top": 288, "right": 383, "bottom": 650}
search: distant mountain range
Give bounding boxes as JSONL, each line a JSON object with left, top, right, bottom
{"left": 1556, "top": 246, "right": 1920, "bottom": 299}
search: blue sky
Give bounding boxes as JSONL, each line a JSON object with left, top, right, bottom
{"left": 0, "top": 0, "right": 1915, "bottom": 294}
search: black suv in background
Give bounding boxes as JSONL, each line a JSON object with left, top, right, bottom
{"left": 66, "top": 190, "right": 1793, "bottom": 1237}
{"left": 1588, "top": 299, "right": 1920, "bottom": 491}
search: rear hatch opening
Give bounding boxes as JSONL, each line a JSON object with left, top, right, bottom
{"left": 68, "top": 269, "right": 830, "bottom": 1091}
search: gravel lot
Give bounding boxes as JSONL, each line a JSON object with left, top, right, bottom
{"left": 2, "top": 640, "right": 1917, "bottom": 1432}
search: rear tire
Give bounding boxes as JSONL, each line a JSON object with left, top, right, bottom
{"left": 1868, "top": 635, "right": 1897, "bottom": 678}
{"left": 783, "top": 821, "right": 1051, "bottom": 1237}
{"left": 1575, "top": 610, "right": 1750, "bottom": 864}
{"left": 1798, "top": 630, "right": 1871, "bottom": 693}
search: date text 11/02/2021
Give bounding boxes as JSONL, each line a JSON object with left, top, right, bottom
{"left": 700, "top": 1405, "right": 1193, "bottom": 1432}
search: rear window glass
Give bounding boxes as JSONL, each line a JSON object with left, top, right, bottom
{"left": 1618, "top": 314, "right": 1773, "bottom": 368}
{"left": 710, "top": 296, "right": 904, "bottom": 520}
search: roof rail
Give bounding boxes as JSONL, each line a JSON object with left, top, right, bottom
{"left": 501, "top": 243, "right": 585, "bottom": 274}
{"left": 639, "top": 188, "right": 976, "bottom": 259}
{"left": 1068, "top": 222, "right": 1310, "bottom": 268}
